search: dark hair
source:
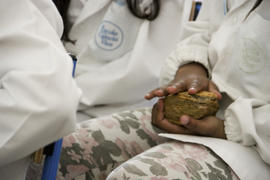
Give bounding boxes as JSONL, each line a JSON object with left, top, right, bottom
{"left": 246, "top": 0, "right": 263, "bottom": 18}
{"left": 52, "top": 0, "right": 71, "bottom": 41}
{"left": 127, "top": 0, "right": 160, "bottom": 21}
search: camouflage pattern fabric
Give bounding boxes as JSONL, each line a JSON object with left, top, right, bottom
{"left": 57, "top": 108, "right": 167, "bottom": 179}
{"left": 26, "top": 107, "right": 239, "bottom": 180}
{"left": 57, "top": 108, "right": 239, "bottom": 180}
{"left": 107, "top": 141, "right": 239, "bottom": 180}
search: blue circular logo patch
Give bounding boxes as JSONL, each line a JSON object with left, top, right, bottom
{"left": 95, "top": 20, "right": 124, "bottom": 51}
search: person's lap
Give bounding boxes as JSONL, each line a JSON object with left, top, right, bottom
{"left": 107, "top": 141, "right": 239, "bottom": 180}
{"left": 58, "top": 108, "right": 167, "bottom": 179}
{"left": 26, "top": 108, "right": 239, "bottom": 180}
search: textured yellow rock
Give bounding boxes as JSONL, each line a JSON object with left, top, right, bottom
{"left": 164, "top": 91, "right": 219, "bottom": 125}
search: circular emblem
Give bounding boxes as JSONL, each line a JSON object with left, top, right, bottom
{"left": 238, "top": 38, "right": 265, "bottom": 73}
{"left": 95, "top": 20, "right": 123, "bottom": 51}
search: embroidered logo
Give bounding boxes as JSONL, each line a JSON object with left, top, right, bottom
{"left": 238, "top": 38, "right": 265, "bottom": 73}
{"left": 95, "top": 20, "right": 123, "bottom": 51}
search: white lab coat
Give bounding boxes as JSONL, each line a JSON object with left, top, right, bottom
{"left": 65, "top": 0, "right": 192, "bottom": 118}
{"left": 160, "top": 0, "right": 270, "bottom": 179}
{"left": 0, "top": 0, "right": 81, "bottom": 179}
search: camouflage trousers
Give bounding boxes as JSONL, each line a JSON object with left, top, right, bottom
{"left": 57, "top": 108, "right": 239, "bottom": 180}
{"left": 26, "top": 108, "right": 239, "bottom": 180}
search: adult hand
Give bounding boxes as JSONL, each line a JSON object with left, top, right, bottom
{"left": 145, "top": 62, "right": 222, "bottom": 100}
{"left": 152, "top": 99, "right": 226, "bottom": 139}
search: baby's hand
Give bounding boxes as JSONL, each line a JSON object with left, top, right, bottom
{"left": 145, "top": 62, "right": 222, "bottom": 100}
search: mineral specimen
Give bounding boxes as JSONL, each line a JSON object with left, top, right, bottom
{"left": 164, "top": 91, "right": 219, "bottom": 125}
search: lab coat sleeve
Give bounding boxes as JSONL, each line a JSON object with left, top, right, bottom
{"left": 0, "top": 0, "right": 81, "bottom": 166}
{"left": 159, "top": 0, "right": 224, "bottom": 86}
{"left": 224, "top": 98, "right": 270, "bottom": 165}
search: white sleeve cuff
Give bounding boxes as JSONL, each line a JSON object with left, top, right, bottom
{"left": 159, "top": 45, "right": 210, "bottom": 86}
{"left": 224, "top": 98, "right": 258, "bottom": 146}
{"left": 224, "top": 97, "right": 270, "bottom": 164}
{"left": 224, "top": 109, "right": 243, "bottom": 143}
